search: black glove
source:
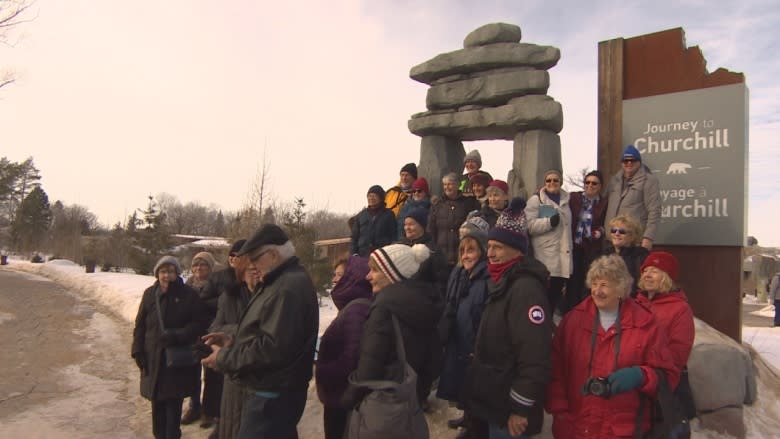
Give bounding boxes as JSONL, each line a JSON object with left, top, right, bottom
{"left": 549, "top": 213, "right": 560, "bottom": 227}
{"left": 133, "top": 352, "right": 147, "bottom": 371}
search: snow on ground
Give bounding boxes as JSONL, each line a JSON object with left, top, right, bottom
{"left": 6, "top": 258, "right": 780, "bottom": 438}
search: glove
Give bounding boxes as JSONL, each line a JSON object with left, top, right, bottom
{"left": 133, "top": 352, "right": 147, "bottom": 371}
{"left": 607, "top": 366, "right": 644, "bottom": 395}
{"left": 549, "top": 213, "right": 560, "bottom": 227}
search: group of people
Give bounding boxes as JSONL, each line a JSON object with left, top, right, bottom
{"left": 132, "top": 225, "right": 319, "bottom": 439}
{"left": 131, "top": 142, "right": 694, "bottom": 439}
{"left": 335, "top": 144, "right": 693, "bottom": 439}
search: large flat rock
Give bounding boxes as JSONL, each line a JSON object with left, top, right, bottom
{"left": 426, "top": 68, "right": 549, "bottom": 110}
{"left": 410, "top": 43, "right": 561, "bottom": 85}
{"left": 408, "top": 95, "right": 563, "bottom": 140}
{"left": 463, "top": 23, "right": 522, "bottom": 48}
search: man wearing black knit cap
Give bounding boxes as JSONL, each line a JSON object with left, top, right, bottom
{"left": 202, "top": 224, "right": 319, "bottom": 438}
{"left": 462, "top": 198, "right": 552, "bottom": 438}
{"left": 350, "top": 185, "right": 396, "bottom": 257}
{"left": 385, "top": 162, "right": 418, "bottom": 218}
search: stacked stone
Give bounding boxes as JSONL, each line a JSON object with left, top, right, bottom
{"left": 408, "top": 23, "right": 563, "bottom": 198}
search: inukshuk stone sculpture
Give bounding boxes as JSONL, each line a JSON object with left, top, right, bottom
{"left": 408, "top": 22, "right": 563, "bottom": 198}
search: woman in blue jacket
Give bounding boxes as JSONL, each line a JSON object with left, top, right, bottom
{"left": 438, "top": 214, "right": 491, "bottom": 438}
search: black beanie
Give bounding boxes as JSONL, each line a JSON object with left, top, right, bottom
{"left": 367, "top": 185, "right": 386, "bottom": 200}
{"left": 229, "top": 239, "right": 247, "bottom": 256}
{"left": 400, "top": 163, "right": 418, "bottom": 179}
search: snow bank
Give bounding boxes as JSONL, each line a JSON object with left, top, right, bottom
{"left": 5, "top": 259, "right": 339, "bottom": 333}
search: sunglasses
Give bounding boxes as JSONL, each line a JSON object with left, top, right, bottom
{"left": 545, "top": 178, "right": 560, "bottom": 183}
{"left": 610, "top": 227, "right": 628, "bottom": 235}
{"left": 622, "top": 158, "right": 638, "bottom": 164}
{"left": 584, "top": 180, "right": 600, "bottom": 186}
{"left": 412, "top": 189, "right": 424, "bottom": 194}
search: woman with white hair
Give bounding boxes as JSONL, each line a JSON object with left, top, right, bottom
{"left": 546, "top": 255, "right": 677, "bottom": 439}
{"left": 428, "top": 172, "right": 480, "bottom": 270}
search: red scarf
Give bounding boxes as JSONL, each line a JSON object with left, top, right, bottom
{"left": 488, "top": 255, "right": 523, "bottom": 283}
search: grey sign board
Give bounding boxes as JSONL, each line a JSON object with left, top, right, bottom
{"left": 622, "top": 83, "right": 748, "bottom": 246}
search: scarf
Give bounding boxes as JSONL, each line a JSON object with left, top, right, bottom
{"left": 488, "top": 255, "right": 523, "bottom": 283}
{"left": 575, "top": 194, "right": 599, "bottom": 245}
{"left": 544, "top": 190, "right": 561, "bottom": 205}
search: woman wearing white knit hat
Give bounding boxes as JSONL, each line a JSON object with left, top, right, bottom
{"left": 345, "top": 243, "right": 442, "bottom": 420}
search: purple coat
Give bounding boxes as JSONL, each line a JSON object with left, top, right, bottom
{"left": 316, "top": 256, "right": 373, "bottom": 408}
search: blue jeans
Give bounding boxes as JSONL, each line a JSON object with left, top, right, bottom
{"left": 489, "top": 423, "right": 530, "bottom": 439}
{"left": 237, "top": 387, "right": 308, "bottom": 439}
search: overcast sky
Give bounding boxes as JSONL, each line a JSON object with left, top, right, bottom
{"left": 2, "top": 0, "right": 778, "bottom": 245}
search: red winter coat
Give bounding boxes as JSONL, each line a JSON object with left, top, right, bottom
{"left": 546, "top": 298, "right": 678, "bottom": 439}
{"left": 635, "top": 289, "right": 695, "bottom": 373}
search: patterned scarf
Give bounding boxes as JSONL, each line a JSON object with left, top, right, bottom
{"left": 575, "top": 195, "right": 599, "bottom": 245}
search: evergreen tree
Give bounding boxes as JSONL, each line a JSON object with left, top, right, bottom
{"left": 11, "top": 186, "right": 52, "bottom": 252}
{"left": 283, "top": 198, "right": 329, "bottom": 290}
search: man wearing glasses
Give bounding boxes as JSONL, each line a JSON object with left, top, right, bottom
{"left": 201, "top": 225, "right": 319, "bottom": 438}
{"left": 604, "top": 145, "right": 661, "bottom": 251}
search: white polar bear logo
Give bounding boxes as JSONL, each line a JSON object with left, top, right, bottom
{"left": 666, "top": 163, "right": 692, "bottom": 174}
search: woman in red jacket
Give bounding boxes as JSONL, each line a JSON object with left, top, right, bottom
{"left": 546, "top": 254, "right": 678, "bottom": 439}
{"left": 636, "top": 251, "right": 696, "bottom": 438}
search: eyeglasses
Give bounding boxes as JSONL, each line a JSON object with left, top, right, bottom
{"left": 412, "top": 190, "right": 424, "bottom": 194}
{"left": 622, "top": 158, "right": 638, "bottom": 164}
{"left": 610, "top": 227, "right": 627, "bottom": 235}
{"left": 545, "top": 178, "right": 560, "bottom": 183}
{"left": 249, "top": 249, "right": 272, "bottom": 262}
{"left": 584, "top": 180, "right": 600, "bottom": 186}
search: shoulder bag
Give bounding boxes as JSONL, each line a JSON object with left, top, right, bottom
{"left": 346, "top": 314, "right": 429, "bottom": 439}
{"left": 155, "top": 290, "right": 199, "bottom": 368}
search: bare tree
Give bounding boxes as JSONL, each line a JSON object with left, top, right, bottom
{"left": 233, "top": 146, "right": 271, "bottom": 238}
{"left": 564, "top": 166, "right": 592, "bottom": 191}
{"left": 1, "top": 0, "right": 35, "bottom": 90}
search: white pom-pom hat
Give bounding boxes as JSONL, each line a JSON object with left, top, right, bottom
{"left": 369, "top": 243, "right": 431, "bottom": 283}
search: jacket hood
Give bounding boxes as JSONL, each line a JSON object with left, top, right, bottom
{"left": 490, "top": 257, "right": 550, "bottom": 294}
{"left": 374, "top": 279, "right": 441, "bottom": 332}
{"left": 636, "top": 288, "right": 689, "bottom": 305}
{"left": 330, "top": 256, "right": 373, "bottom": 310}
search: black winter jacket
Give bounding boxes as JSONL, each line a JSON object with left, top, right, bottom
{"left": 348, "top": 278, "right": 443, "bottom": 405}
{"left": 351, "top": 206, "right": 397, "bottom": 257}
{"left": 216, "top": 257, "right": 319, "bottom": 392}
{"left": 131, "top": 278, "right": 210, "bottom": 401}
{"left": 463, "top": 257, "right": 552, "bottom": 434}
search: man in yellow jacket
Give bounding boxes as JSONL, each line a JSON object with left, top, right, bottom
{"left": 384, "top": 162, "right": 417, "bottom": 218}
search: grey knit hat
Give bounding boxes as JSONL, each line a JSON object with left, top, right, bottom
{"left": 154, "top": 255, "right": 182, "bottom": 277}
{"left": 459, "top": 211, "right": 490, "bottom": 251}
{"left": 464, "top": 149, "right": 482, "bottom": 167}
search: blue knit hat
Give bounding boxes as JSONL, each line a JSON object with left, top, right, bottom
{"left": 403, "top": 207, "right": 429, "bottom": 229}
{"left": 622, "top": 145, "right": 641, "bottom": 161}
{"left": 487, "top": 197, "right": 529, "bottom": 254}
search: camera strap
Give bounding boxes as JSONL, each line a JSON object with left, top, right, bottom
{"left": 586, "top": 300, "right": 622, "bottom": 378}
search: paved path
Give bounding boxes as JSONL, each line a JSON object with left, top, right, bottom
{"left": 0, "top": 269, "right": 141, "bottom": 437}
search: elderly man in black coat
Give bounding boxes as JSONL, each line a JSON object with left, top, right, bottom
{"left": 202, "top": 224, "right": 319, "bottom": 439}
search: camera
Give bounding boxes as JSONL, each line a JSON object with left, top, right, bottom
{"left": 192, "top": 341, "right": 213, "bottom": 360}
{"left": 582, "top": 377, "right": 611, "bottom": 398}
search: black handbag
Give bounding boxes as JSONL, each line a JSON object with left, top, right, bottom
{"left": 155, "top": 289, "right": 199, "bottom": 368}
{"left": 635, "top": 369, "right": 688, "bottom": 439}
